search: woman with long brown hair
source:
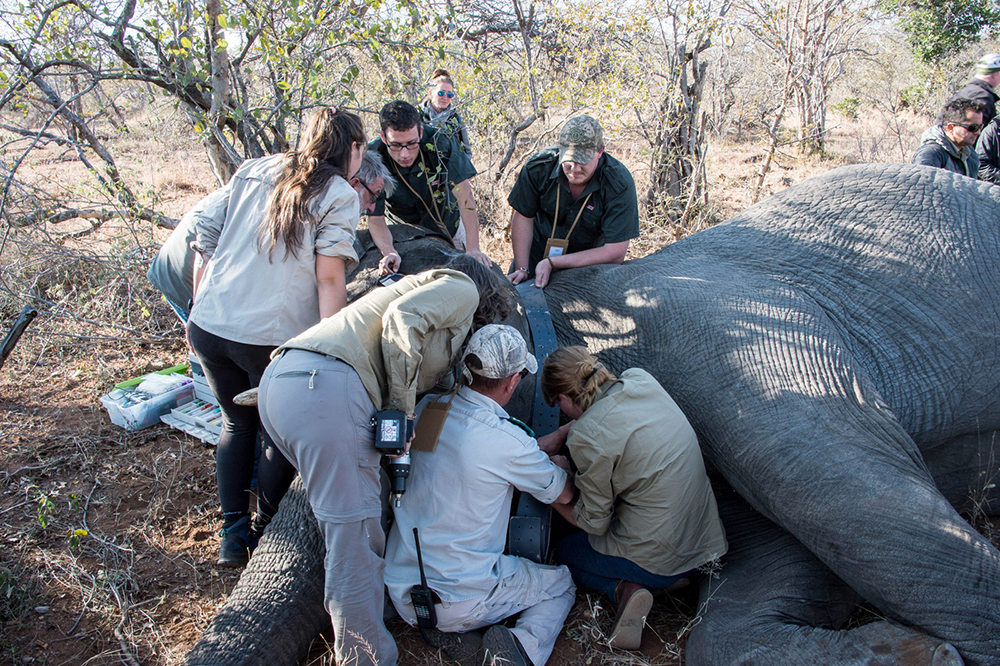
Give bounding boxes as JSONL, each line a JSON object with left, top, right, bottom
{"left": 187, "top": 107, "right": 367, "bottom": 567}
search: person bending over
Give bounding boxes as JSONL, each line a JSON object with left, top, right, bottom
{"left": 256, "top": 256, "right": 510, "bottom": 666}
{"left": 368, "top": 100, "right": 490, "bottom": 272}
{"left": 187, "top": 107, "right": 367, "bottom": 566}
{"left": 506, "top": 115, "right": 639, "bottom": 288}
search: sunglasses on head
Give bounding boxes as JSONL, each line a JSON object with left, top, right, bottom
{"left": 437, "top": 91, "right": 455, "bottom": 98}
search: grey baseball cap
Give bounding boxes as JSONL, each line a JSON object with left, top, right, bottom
{"left": 558, "top": 115, "right": 604, "bottom": 165}
{"left": 462, "top": 324, "right": 537, "bottom": 379}
{"left": 977, "top": 54, "right": 1000, "bottom": 74}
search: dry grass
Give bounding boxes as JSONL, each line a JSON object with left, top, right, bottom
{"left": 1, "top": 98, "right": 997, "bottom": 666}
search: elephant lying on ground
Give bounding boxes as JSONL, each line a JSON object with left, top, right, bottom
{"left": 184, "top": 162, "right": 1000, "bottom": 666}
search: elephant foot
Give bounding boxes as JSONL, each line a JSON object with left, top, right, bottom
{"left": 846, "top": 622, "right": 964, "bottom": 666}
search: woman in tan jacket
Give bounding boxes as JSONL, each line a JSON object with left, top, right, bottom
{"left": 540, "top": 346, "right": 728, "bottom": 650}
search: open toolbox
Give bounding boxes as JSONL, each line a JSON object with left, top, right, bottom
{"left": 161, "top": 398, "right": 222, "bottom": 446}
{"left": 100, "top": 368, "right": 193, "bottom": 431}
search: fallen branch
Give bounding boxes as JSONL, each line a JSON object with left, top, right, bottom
{"left": 8, "top": 205, "right": 179, "bottom": 230}
{"left": 495, "top": 114, "right": 538, "bottom": 182}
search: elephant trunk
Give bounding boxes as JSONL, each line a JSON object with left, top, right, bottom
{"left": 183, "top": 479, "right": 327, "bottom": 666}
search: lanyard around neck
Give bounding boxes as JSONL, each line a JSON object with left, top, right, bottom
{"left": 549, "top": 186, "right": 593, "bottom": 243}
{"left": 391, "top": 149, "right": 455, "bottom": 246}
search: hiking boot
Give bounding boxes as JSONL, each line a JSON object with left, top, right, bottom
{"left": 218, "top": 515, "right": 253, "bottom": 567}
{"left": 608, "top": 581, "right": 653, "bottom": 650}
{"left": 483, "top": 625, "right": 530, "bottom": 666}
{"left": 423, "top": 628, "right": 484, "bottom": 666}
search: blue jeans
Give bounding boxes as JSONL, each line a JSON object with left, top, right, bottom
{"left": 554, "top": 532, "right": 694, "bottom": 603}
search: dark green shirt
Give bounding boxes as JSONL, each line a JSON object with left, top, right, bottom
{"left": 507, "top": 147, "right": 639, "bottom": 274}
{"left": 371, "top": 125, "right": 478, "bottom": 240}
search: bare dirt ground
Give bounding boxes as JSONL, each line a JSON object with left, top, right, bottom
{"left": 2, "top": 109, "right": 995, "bottom": 666}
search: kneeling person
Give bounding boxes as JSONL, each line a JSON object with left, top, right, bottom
{"left": 385, "top": 325, "right": 575, "bottom": 666}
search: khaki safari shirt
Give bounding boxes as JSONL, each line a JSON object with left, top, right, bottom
{"left": 507, "top": 147, "right": 639, "bottom": 275}
{"left": 274, "top": 269, "right": 478, "bottom": 414}
{"left": 568, "top": 368, "right": 728, "bottom": 577}
{"left": 370, "top": 125, "right": 478, "bottom": 240}
{"left": 190, "top": 154, "right": 360, "bottom": 346}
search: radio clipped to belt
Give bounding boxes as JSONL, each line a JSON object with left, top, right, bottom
{"left": 542, "top": 189, "right": 593, "bottom": 260}
{"left": 410, "top": 527, "right": 437, "bottom": 631}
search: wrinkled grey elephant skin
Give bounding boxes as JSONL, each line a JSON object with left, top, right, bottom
{"left": 184, "top": 163, "right": 1000, "bottom": 666}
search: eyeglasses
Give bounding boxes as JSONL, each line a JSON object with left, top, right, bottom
{"left": 953, "top": 122, "right": 984, "bottom": 133}
{"left": 386, "top": 140, "right": 420, "bottom": 153}
{"left": 359, "top": 180, "right": 380, "bottom": 199}
{"left": 436, "top": 91, "right": 455, "bottom": 98}
{"left": 519, "top": 368, "right": 530, "bottom": 378}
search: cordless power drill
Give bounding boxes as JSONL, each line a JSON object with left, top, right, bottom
{"left": 372, "top": 410, "right": 413, "bottom": 507}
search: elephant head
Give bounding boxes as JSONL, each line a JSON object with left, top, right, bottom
{"left": 184, "top": 163, "right": 1000, "bottom": 666}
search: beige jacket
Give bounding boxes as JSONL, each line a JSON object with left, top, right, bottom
{"left": 275, "top": 269, "right": 478, "bottom": 413}
{"left": 569, "top": 368, "right": 728, "bottom": 576}
{"left": 190, "top": 154, "right": 360, "bottom": 345}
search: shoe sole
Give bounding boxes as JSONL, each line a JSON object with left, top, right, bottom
{"left": 608, "top": 588, "right": 653, "bottom": 650}
{"left": 427, "top": 630, "right": 484, "bottom": 666}
{"left": 483, "top": 626, "right": 529, "bottom": 666}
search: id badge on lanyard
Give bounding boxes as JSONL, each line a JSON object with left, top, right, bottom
{"left": 543, "top": 238, "right": 569, "bottom": 259}
{"left": 545, "top": 190, "right": 591, "bottom": 261}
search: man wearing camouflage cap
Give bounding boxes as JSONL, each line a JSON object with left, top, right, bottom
{"left": 507, "top": 115, "right": 639, "bottom": 288}
{"left": 384, "top": 324, "right": 576, "bottom": 666}
{"left": 947, "top": 53, "right": 1000, "bottom": 126}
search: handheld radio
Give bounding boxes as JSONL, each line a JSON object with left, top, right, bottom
{"left": 410, "top": 527, "right": 437, "bottom": 629}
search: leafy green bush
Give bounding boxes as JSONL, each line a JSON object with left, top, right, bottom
{"left": 833, "top": 97, "right": 861, "bottom": 119}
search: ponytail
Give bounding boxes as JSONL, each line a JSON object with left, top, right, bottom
{"left": 540, "top": 346, "right": 616, "bottom": 412}
{"left": 430, "top": 68, "right": 454, "bottom": 85}
{"left": 260, "top": 107, "right": 366, "bottom": 261}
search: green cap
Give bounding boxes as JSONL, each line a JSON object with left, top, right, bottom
{"left": 559, "top": 115, "right": 604, "bottom": 164}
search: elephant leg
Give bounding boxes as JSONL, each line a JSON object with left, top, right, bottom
{"left": 921, "top": 430, "right": 1000, "bottom": 517}
{"left": 183, "top": 477, "right": 328, "bottom": 666}
{"left": 686, "top": 481, "right": 963, "bottom": 666}
{"left": 718, "top": 394, "right": 1000, "bottom": 666}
